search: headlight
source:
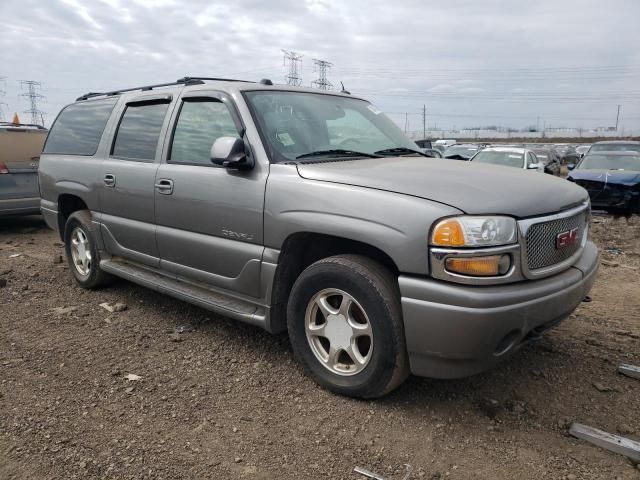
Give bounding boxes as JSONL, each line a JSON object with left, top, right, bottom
{"left": 431, "top": 216, "right": 517, "bottom": 247}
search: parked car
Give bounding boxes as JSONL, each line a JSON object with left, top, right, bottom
{"left": 415, "top": 139, "right": 432, "bottom": 150}
{"left": 39, "top": 77, "right": 599, "bottom": 398}
{"left": 575, "top": 145, "right": 591, "bottom": 158}
{"left": 422, "top": 148, "right": 443, "bottom": 158}
{"left": 587, "top": 140, "right": 640, "bottom": 154}
{"left": 469, "top": 146, "right": 544, "bottom": 172}
{"left": 443, "top": 144, "right": 480, "bottom": 160}
{"left": 567, "top": 151, "right": 640, "bottom": 214}
{"left": 433, "top": 139, "right": 456, "bottom": 149}
{"left": 0, "top": 121, "right": 48, "bottom": 216}
{"left": 531, "top": 147, "right": 562, "bottom": 176}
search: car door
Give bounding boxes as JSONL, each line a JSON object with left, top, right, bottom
{"left": 99, "top": 93, "right": 176, "bottom": 267}
{"left": 154, "top": 91, "right": 267, "bottom": 298}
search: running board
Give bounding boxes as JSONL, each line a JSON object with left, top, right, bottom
{"left": 100, "top": 259, "right": 267, "bottom": 329}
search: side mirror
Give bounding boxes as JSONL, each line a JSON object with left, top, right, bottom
{"left": 211, "top": 137, "right": 254, "bottom": 170}
{"left": 527, "top": 163, "right": 540, "bottom": 170}
{"left": 567, "top": 163, "right": 576, "bottom": 171}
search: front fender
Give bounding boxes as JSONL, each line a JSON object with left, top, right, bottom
{"left": 264, "top": 164, "right": 461, "bottom": 275}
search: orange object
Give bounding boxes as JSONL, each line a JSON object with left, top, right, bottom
{"left": 432, "top": 219, "right": 465, "bottom": 246}
{"left": 12, "top": 112, "right": 20, "bottom": 124}
{"left": 445, "top": 256, "right": 502, "bottom": 276}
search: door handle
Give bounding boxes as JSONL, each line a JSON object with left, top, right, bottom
{"left": 104, "top": 174, "right": 116, "bottom": 187}
{"left": 155, "top": 178, "right": 174, "bottom": 195}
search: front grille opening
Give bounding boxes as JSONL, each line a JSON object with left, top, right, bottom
{"left": 525, "top": 211, "right": 586, "bottom": 270}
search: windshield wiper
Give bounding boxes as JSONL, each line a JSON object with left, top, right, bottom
{"left": 296, "top": 149, "right": 381, "bottom": 160}
{"left": 374, "top": 147, "right": 427, "bottom": 157}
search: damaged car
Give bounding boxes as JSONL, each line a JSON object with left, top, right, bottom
{"left": 567, "top": 151, "right": 640, "bottom": 214}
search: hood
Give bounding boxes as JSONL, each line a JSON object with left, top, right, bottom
{"left": 296, "top": 157, "right": 588, "bottom": 218}
{"left": 568, "top": 169, "right": 640, "bottom": 186}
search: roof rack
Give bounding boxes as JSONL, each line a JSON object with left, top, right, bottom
{"left": 76, "top": 76, "right": 253, "bottom": 102}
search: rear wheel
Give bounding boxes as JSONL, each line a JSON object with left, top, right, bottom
{"left": 287, "top": 254, "right": 409, "bottom": 398}
{"left": 64, "top": 210, "right": 112, "bottom": 289}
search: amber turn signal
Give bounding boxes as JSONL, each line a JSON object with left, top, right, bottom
{"left": 432, "top": 219, "right": 465, "bottom": 246}
{"left": 445, "top": 255, "right": 510, "bottom": 277}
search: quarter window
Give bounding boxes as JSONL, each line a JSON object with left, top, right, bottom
{"left": 170, "top": 99, "right": 239, "bottom": 166}
{"left": 112, "top": 102, "right": 170, "bottom": 161}
{"left": 43, "top": 98, "right": 117, "bottom": 155}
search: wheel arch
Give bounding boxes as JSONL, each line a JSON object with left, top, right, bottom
{"left": 57, "top": 193, "right": 89, "bottom": 240}
{"left": 268, "top": 231, "right": 399, "bottom": 333}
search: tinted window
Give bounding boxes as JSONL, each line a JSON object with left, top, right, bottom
{"left": 170, "top": 99, "right": 239, "bottom": 165}
{"left": 112, "top": 102, "right": 169, "bottom": 160}
{"left": 43, "top": 98, "right": 117, "bottom": 155}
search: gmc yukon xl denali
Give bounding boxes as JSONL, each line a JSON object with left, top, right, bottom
{"left": 39, "top": 77, "right": 599, "bottom": 398}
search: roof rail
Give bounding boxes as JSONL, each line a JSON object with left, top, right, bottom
{"left": 176, "top": 76, "right": 253, "bottom": 84}
{"left": 75, "top": 76, "right": 253, "bottom": 102}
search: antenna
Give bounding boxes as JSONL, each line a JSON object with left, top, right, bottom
{"left": 20, "top": 80, "right": 46, "bottom": 126}
{"left": 311, "top": 59, "right": 333, "bottom": 90}
{"left": 282, "top": 50, "right": 303, "bottom": 86}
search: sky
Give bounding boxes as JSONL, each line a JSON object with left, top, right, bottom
{"left": 1, "top": 0, "right": 640, "bottom": 134}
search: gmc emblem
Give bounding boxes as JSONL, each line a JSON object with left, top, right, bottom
{"left": 556, "top": 228, "right": 579, "bottom": 249}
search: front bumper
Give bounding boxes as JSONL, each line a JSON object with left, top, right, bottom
{"left": 400, "top": 240, "right": 599, "bottom": 379}
{"left": 0, "top": 197, "right": 41, "bottom": 216}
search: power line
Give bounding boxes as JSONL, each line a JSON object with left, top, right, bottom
{"left": 282, "top": 50, "right": 303, "bottom": 86}
{"left": 19, "top": 80, "right": 46, "bottom": 126}
{"left": 312, "top": 59, "right": 333, "bottom": 90}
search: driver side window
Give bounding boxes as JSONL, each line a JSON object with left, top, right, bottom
{"left": 169, "top": 99, "right": 239, "bottom": 166}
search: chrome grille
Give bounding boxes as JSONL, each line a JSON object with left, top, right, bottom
{"left": 525, "top": 211, "right": 587, "bottom": 270}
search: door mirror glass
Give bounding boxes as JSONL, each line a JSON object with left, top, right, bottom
{"left": 211, "top": 137, "right": 253, "bottom": 170}
{"left": 567, "top": 163, "right": 576, "bottom": 170}
{"left": 527, "top": 163, "right": 539, "bottom": 170}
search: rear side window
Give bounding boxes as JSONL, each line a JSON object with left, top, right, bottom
{"left": 112, "top": 102, "right": 170, "bottom": 161}
{"left": 169, "top": 99, "right": 239, "bottom": 166}
{"left": 43, "top": 98, "right": 117, "bottom": 155}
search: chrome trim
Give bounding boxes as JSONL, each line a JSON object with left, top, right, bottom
{"left": 430, "top": 243, "right": 522, "bottom": 285}
{"left": 518, "top": 201, "right": 590, "bottom": 280}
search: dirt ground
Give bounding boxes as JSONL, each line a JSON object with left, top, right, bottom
{"left": 1, "top": 214, "right": 639, "bottom": 480}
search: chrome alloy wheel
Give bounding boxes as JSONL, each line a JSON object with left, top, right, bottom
{"left": 70, "top": 227, "right": 92, "bottom": 276}
{"left": 304, "top": 288, "right": 373, "bottom": 376}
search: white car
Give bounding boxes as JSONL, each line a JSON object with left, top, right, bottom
{"left": 469, "top": 146, "right": 544, "bottom": 172}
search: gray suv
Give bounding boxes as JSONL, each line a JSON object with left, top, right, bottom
{"left": 39, "top": 77, "right": 599, "bottom": 398}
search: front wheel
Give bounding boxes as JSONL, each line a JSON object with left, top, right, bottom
{"left": 287, "top": 255, "right": 409, "bottom": 398}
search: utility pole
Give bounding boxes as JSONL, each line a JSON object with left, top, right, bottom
{"left": 282, "top": 50, "right": 303, "bottom": 86}
{"left": 20, "top": 80, "right": 46, "bottom": 126}
{"left": 311, "top": 59, "right": 333, "bottom": 90}
{"left": 422, "top": 104, "right": 426, "bottom": 139}
{"left": 615, "top": 104, "right": 622, "bottom": 131}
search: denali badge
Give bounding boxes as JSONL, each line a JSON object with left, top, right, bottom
{"left": 556, "top": 227, "right": 579, "bottom": 249}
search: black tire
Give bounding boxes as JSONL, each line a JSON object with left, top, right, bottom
{"left": 63, "top": 210, "right": 113, "bottom": 289}
{"left": 287, "top": 254, "right": 409, "bottom": 398}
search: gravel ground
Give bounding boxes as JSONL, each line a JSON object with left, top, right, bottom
{"left": 1, "top": 214, "right": 639, "bottom": 480}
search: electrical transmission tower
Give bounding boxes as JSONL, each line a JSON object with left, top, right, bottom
{"left": 20, "top": 80, "right": 46, "bottom": 125}
{"left": 311, "top": 59, "right": 333, "bottom": 90}
{"left": 282, "top": 50, "right": 303, "bottom": 86}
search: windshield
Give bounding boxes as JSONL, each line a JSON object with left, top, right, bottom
{"left": 590, "top": 143, "right": 640, "bottom": 153}
{"left": 443, "top": 145, "right": 478, "bottom": 158}
{"left": 471, "top": 150, "right": 524, "bottom": 168}
{"left": 244, "top": 91, "right": 419, "bottom": 162}
{"left": 579, "top": 154, "right": 640, "bottom": 171}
